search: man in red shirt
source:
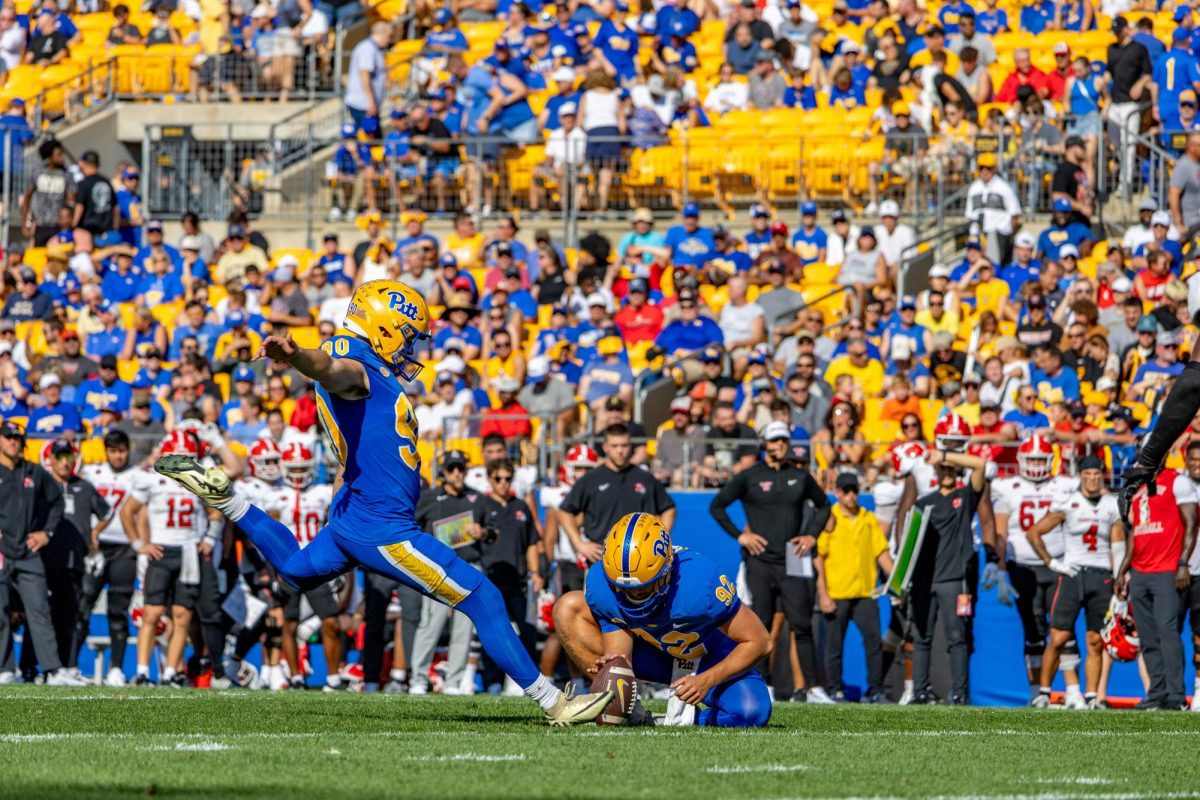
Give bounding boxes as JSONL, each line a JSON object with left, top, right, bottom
{"left": 1116, "top": 469, "right": 1199, "bottom": 710}
{"left": 479, "top": 374, "right": 533, "bottom": 443}
{"left": 612, "top": 277, "right": 664, "bottom": 345}
{"left": 1044, "top": 42, "right": 1071, "bottom": 101}
{"left": 1052, "top": 401, "right": 1098, "bottom": 469}
{"left": 969, "top": 400, "right": 1018, "bottom": 475}
{"left": 995, "top": 47, "right": 1050, "bottom": 103}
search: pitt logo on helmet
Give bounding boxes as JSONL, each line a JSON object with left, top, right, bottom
{"left": 343, "top": 280, "right": 431, "bottom": 382}
{"left": 602, "top": 513, "right": 674, "bottom": 618}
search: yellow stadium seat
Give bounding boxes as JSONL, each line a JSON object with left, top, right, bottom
{"left": 117, "top": 360, "right": 139, "bottom": 383}
{"left": 274, "top": 248, "right": 315, "bottom": 274}
{"left": 291, "top": 327, "right": 321, "bottom": 350}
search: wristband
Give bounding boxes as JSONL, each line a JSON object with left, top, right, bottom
{"left": 131, "top": 539, "right": 144, "bottom": 553}
{"left": 984, "top": 544, "right": 1000, "bottom": 564}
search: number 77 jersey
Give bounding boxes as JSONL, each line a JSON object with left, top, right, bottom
{"left": 992, "top": 474, "right": 1078, "bottom": 566}
{"left": 1054, "top": 490, "right": 1120, "bottom": 570}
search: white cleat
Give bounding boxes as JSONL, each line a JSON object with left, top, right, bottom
{"left": 408, "top": 679, "right": 429, "bottom": 696}
{"left": 45, "top": 668, "right": 88, "bottom": 687}
{"left": 806, "top": 687, "right": 836, "bottom": 704}
{"left": 1189, "top": 694, "right": 1200, "bottom": 712}
{"left": 1064, "top": 690, "right": 1087, "bottom": 710}
{"left": 154, "top": 456, "right": 233, "bottom": 508}
{"left": 106, "top": 667, "right": 127, "bottom": 687}
{"left": 1030, "top": 693, "right": 1051, "bottom": 709}
{"left": 0, "top": 671, "right": 19, "bottom": 685}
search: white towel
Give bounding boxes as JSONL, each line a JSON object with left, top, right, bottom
{"left": 663, "top": 660, "right": 698, "bottom": 727}
{"left": 180, "top": 542, "right": 201, "bottom": 585}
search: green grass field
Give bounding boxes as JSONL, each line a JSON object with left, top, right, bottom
{"left": 3, "top": 687, "right": 1200, "bottom": 799}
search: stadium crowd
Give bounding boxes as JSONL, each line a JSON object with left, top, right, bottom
{"left": 4, "top": 0, "right": 1200, "bottom": 709}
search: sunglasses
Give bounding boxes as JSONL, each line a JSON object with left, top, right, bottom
{"left": 491, "top": 474, "right": 513, "bottom": 483}
{"left": 902, "top": 421, "right": 920, "bottom": 429}
{"left": 444, "top": 463, "right": 466, "bottom": 473}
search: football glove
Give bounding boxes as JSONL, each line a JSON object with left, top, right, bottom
{"left": 993, "top": 570, "right": 1019, "bottom": 607}
{"left": 981, "top": 562, "right": 1001, "bottom": 591}
{"left": 1118, "top": 464, "right": 1158, "bottom": 526}
{"left": 1049, "top": 558, "right": 1080, "bottom": 578}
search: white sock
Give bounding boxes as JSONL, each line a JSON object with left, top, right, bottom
{"left": 390, "top": 668, "right": 407, "bottom": 682}
{"left": 1194, "top": 675, "right": 1200, "bottom": 692}
{"left": 220, "top": 493, "right": 250, "bottom": 522}
{"left": 903, "top": 679, "right": 913, "bottom": 692}
{"left": 137, "top": 664, "right": 149, "bottom": 677}
{"left": 326, "top": 674, "right": 342, "bottom": 687}
{"left": 524, "top": 674, "right": 563, "bottom": 711}
{"left": 162, "top": 667, "right": 176, "bottom": 681}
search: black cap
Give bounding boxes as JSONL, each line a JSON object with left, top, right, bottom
{"left": 503, "top": 266, "right": 521, "bottom": 279}
{"left": 604, "top": 396, "right": 624, "bottom": 411}
{"left": 80, "top": 150, "right": 100, "bottom": 166}
{"left": 1065, "top": 135, "right": 1086, "bottom": 150}
{"left": 835, "top": 472, "right": 860, "bottom": 492}
{"left": 495, "top": 242, "right": 513, "bottom": 256}
{"left": 0, "top": 419, "right": 24, "bottom": 438}
{"left": 1068, "top": 400, "right": 1087, "bottom": 418}
{"left": 1078, "top": 455, "right": 1105, "bottom": 472}
{"left": 323, "top": 232, "right": 339, "bottom": 242}
{"left": 50, "top": 438, "right": 74, "bottom": 458}
{"left": 442, "top": 449, "right": 469, "bottom": 468}
{"left": 100, "top": 354, "right": 118, "bottom": 370}
{"left": 628, "top": 277, "right": 649, "bottom": 293}
{"left": 981, "top": 399, "right": 1002, "bottom": 412}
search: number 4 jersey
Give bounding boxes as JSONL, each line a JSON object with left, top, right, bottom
{"left": 131, "top": 469, "right": 207, "bottom": 546}
{"left": 584, "top": 548, "right": 741, "bottom": 671}
{"left": 1053, "top": 491, "right": 1120, "bottom": 571}
{"left": 992, "top": 475, "right": 1078, "bottom": 566}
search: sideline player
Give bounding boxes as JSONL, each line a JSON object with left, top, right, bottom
{"left": 554, "top": 513, "right": 773, "bottom": 727}
{"left": 1025, "top": 455, "right": 1124, "bottom": 709}
{"left": 1182, "top": 442, "right": 1200, "bottom": 710}
{"left": 77, "top": 431, "right": 141, "bottom": 686}
{"left": 155, "top": 280, "right": 611, "bottom": 724}
{"left": 991, "top": 434, "right": 1083, "bottom": 702}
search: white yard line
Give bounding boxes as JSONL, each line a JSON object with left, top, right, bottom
{"left": 707, "top": 764, "right": 809, "bottom": 774}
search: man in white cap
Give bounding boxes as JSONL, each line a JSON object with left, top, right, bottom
{"left": 964, "top": 150, "right": 1022, "bottom": 266}
{"left": 1122, "top": 198, "right": 1161, "bottom": 254}
{"left": 875, "top": 199, "right": 915, "bottom": 271}
{"left": 265, "top": 257, "right": 312, "bottom": 328}
{"left": 999, "top": 230, "right": 1041, "bottom": 299}
{"left": 531, "top": 101, "right": 586, "bottom": 216}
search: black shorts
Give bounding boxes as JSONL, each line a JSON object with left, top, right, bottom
{"left": 1007, "top": 561, "right": 1057, "bottom": 649}
{"left": 143, "top": 546, "right": 200, "bottom": 610}
{"left": 1049, "top": 567, "right": 1113, "bottom": 633}
{"left": 557, "top": 560, "right": 585, "bottom": 594}
{"left": 277, "top": 576, "right": 343, "bottom": 621}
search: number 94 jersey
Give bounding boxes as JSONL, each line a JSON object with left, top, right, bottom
{"left": 585, "top": 548, "right": 741, "bottom": 670}
{"left": 1053, "top": 491, "right": 1120, "bottom": 571}
{"left": 992, "top": 475, "right": 1078, "bottom": 566}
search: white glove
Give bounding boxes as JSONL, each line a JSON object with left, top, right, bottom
{"left": 994, "top": 571, "right": 1019, "bottom": 607}
{"left": 1049, "top": 558, "right": 1079, "bottom": 578}
{"left": 196, "top": 421, "right": 225, "bottom": 452}
{"left": 980, "top": 562, "right": 1001, "bottom": 590}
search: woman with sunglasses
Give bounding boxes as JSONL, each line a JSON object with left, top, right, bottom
{"left": 812, "top": 401, "right": 868, "bottom": 491}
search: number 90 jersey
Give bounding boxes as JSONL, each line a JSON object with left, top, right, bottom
{"left": 585, "top": 549, "right": 741, "bottom": 670}
{"left": 314, "top": 333, "right": 423, "bottom": 537}
{"left": 1052, "top": 491, "right": 1120, "bottom": 570}
{"left": 991, "top": 474, "right": 1078, "bottom": 566}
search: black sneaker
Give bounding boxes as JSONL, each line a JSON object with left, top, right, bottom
{"left": 789, "top": 689, "right": 807, "bottom": 702}
{"left": 948, "top": 694, "right": 971, "bottom": 706}
{"left": 830, "top": 690, "right": 848, "bottom": 703}
{"left": 130, "top": 674, "right": 154, "bottom": 687}
{"left": 290, "top": 675, "right": 307, "bottom": 690}
{"left": 861, "top": 690, "right": 892, "bottom": 704}
{"left": 166, "top": 673, "right": 189, "bottom": 689}
{"left": 1134, "top": 698, "right": 1163, "bottom": 711}
{"left": 911, "top": 690, "right": 940, "bottom": 705}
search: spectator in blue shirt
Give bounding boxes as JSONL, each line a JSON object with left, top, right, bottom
{"left": 782, "top": 70, "right": 817, "bottom": 109}
{"left": 937, "top": 0, "right": 974, "bottom": 35}
{"left": 28, "top": 373, "right": 83, "bottom": 436}
{"left": 1037, "top": 198, "right": 1094, "bottom": 260}
{"left": 169, "top": 299, "right": 223, "bottom": 360}
{"left": 654, "top": 289, "right": 723, "bottom": 356}
{"left": 424, "top": 8, "right": 468, "bottom": 57}
{"left": 540, "top": 67, "right": 581, "bottom": 132}
{"left": 1000, "top": 231, "right": 1042, "bottom": 298}
{"left": 1019, "top": 0, "right": 1054, "bottom": 34}
{"left": 314, "top": 232, "right": 355, "bottom": 284}
{"left": 791, "top": 201, "right": 828, "bottom": 266}
{"left": 885, "top": 295, "right": 930, "bottom": 358}
{"left": 1132, "top": 15, "right": 1164, "bottom": 64}
{"left": 382, "top": 109, "right": 421, "bottom": 184}
{"left": 76, "top": 354, "right": 132, "bottom": 421}
{"left": 579, "top": 335, "right": 634, "bottom": 410}
{"left": 133, "top": 219, "right": 182, "bottom": 277}
{"left": 485, "top": 215, "right": 532, "bottom": 273}
{"left": 1002, "top": 384, "right": 1050, "bottom": 437}
{"left": 433, "top": 294, "right": 484, "bottom": 359}
{"left": 113, "top": 167, "right": 144, "bottom": 248}
{"left": 395, "top": 209, "right": 439, "bottom": 256}
{"left": 550, "top": 4, "right": 586, "bottom": 61}
{"left": 1133, "top": 210, "right": 1184, "bottom": 273}
{"left": 655, "top": 0, "right": 699, "bottom": 41}
{"left": 1153, "top": 29, "right": 1199, "bottom": 130}
{"left": 594, "top": 1, "right": 640, "bottom": 83}
{"left": 331, "top": 122, "right": 377, "bottom": 221}
{"left": 1030, "top": 345, "right": 1080, "bottom": 399}
{"left": 101, "top": 248, "right": 143, "bottom": 303}
{"left": 975, "top": 0, "right": 1009, "bottom": 35}
{"left": 137, "top": 250, "right": 185, "bottom": 306}
{"left": 85, "top": 302, "right": 126, "bottom": 360}
{"left": 1131, "top": 329, "right": 1185, "bottom": 400}
{"left": 744, "top": 203, "right": 773, "bottom": 258}
{"left": 665, "top": 202, "right": 715, "bottom": 267}
{"left": 653, "top": 20, "right": 700, "bottom": 73}
{"left": 3, "top": 266, "right": 54, "bottom": 321}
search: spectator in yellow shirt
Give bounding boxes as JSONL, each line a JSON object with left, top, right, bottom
{"left": 824, "top": 336, "right": 885, "bottom": 397}
{"left": 816, "top": 472, "right": 893, "bottom": 703}
{"left": 914, "top": 289, "right": 960, "bottom": 336}
{"left": 443, "top": 211, "right": 485, "bottom": 270}
{"left": 964, "top": 261, "right": 1008, "bottom": 318}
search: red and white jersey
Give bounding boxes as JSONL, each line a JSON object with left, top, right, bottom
{"left": 131, "top": 470, "right": 207, "bottom": 547}
{"left": 240, "top": 476, "right": 281, "bottom": 510}
{"left": 1052, "top": 490, "right": 1120, "bottom": 571}
{"left": 272, "top": 484, "right": 333, "bottom": 548}
{"left": 82, "top": 463, "right": 142, "bottom": 545}
{"left": 992, "top": 474, "right": 1078, "bottom": 565}
{"left": 540, "top": 484, "right": 577, "bottom": 562}
{"left": 871, "top": 477, "right": 905, "bottom": 536}
{"left": 891, "top": 441, "right": 937, "bottom": 495}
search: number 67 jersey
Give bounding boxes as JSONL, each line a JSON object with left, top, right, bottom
{"left": 992, "top": 474, "right": 1078, "bottom": 566}
{"left": 1053, "top": 490, "right": 1120, "bottom": 570}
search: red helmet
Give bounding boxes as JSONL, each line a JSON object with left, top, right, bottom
{"left": 41, "top": 438, "right": 80, "bottom": 476}
{"left": 159, "top": 429, "right": 201, "bottom": 457}
{"left": 535, "top": 589, "right": 557, "bottom": 635}
{"left": 1017, "top": 434, "right": 1055, "bottom": 482}
{"left": 247, "top": 439, "right": 282, "bottom": 483}
{"left": 559, "top": 444, "right": 599, "bottom": 486}
{"left": 281, "top": 442, "right": 316, "bottom": 489}
{"left": 934, "top": 413, "right": 971, "bottom": 452}
{"left": 890, "top": 440, "right": 929, "bottom": 473}
{"left": 1101, "top": 597, "right": 1140, "bottom": 662}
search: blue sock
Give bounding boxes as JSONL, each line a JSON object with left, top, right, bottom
{"left": 237, "top": 505, "right": 300, "bottom": 575}
{"left": 456, "top": 579, "right": 541, "bottom": 689}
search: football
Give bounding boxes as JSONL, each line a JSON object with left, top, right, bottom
{"left": 591, "top": 655, "right": 638, "bottom": 726}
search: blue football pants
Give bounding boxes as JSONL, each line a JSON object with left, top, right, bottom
{"left": 237, "top": 505, "right": 541, "bottom": 688}
{"left": 631, "top": 641, "right": 772, "bottom": 728}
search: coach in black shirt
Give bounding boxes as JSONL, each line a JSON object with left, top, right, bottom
{"left": 559, "top": 424, "right": 675, "bottom": 562}
{"left": 1106, "top": 16, "right": 1152, "bottom": 190}
{"left": 909, "top": 448, "right": 988, "bottom": 706}
{"left": 415, "top": 450, "right": 487, "bottom": 564}
{"left": 0, "top": 421, "right": 80, "bottom": 684}
{"left": 710, "top": 421, "right": 831, "bottom": 698}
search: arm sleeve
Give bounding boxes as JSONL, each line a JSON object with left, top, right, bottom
{"left": 991, "top": 479, "right": 1011, "bottom": 515}
{"left": 709, "top": 469, "right": 746, "bottom": 539}
{"left": 1175, "top": 473, "right": 1200, "bottom": 505}
{"left": 803, "top": 474, "right": 833, "bottom": 538}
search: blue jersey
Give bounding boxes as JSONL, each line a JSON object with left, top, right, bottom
{"left": 315, "top": 334, "right": 423, "bottom": 537}
{"left": 1019, "top": 0, "right": 1053, "bottom": 34}
{"left": 782, "top": 84, "right": 817, "bottom": 109}
{"left": 543, "top": 91, "right": 580, "bottom": 131}
{"left": 655, "top": 6, "right": 699, "bottom": 39}
{"left": 975, "top": 8, "right": 1008, "bottom": 35}
{"left": 1154, "top": 47, "right": 1200, "bottom": 130}
{"left": 585, "top": 548, "right": 741, "bottom": 669}
{"left": 664, "top": 224, "right": 715, "bottom": 267}
{"left": 101, "top": 268, "right": 143, "bottom": 303}
{"left": 937, "top": 1, "right": 975, "bottom": 35}
{"left": 791, "top": 226, "right": 828, "bottom": 266}
{"left": 76, "top": 377, "right": 132, "bottom": 420}
{"left": 1003, "top": 408, "right": 1049, "bottom": 437}
{"left": 999, "top": 260, "right": 1041, "bottom": 298}
{"left": 1036, "top": 222, "right": 1093, "bottom": 261}
{"left": 595, "top": 20, "right": 639, "bottom": 80}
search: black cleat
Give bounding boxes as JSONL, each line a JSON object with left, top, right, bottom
{"left": 1118, "top": 465, "right": 1158, "bottom": 526}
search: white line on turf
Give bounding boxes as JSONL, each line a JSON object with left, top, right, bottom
{"left": 706, "top": 764, "right": 808, "bottom": 774}
{"left": 401, "top": 753, "right": 527, "bottom": 763}
{"left": 147, "top": 742, "right": 231, "bottom": 752}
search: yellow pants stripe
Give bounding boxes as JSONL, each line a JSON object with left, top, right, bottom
{"left": 315, "top": 393, "right": 347, "bottom": 465}
{"left": 378, "top": 541, "right": 468, "bottom": 606}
